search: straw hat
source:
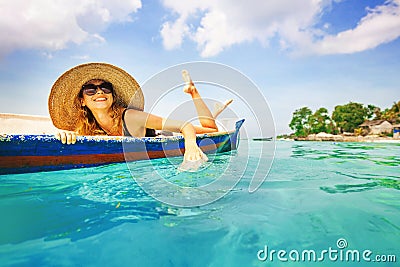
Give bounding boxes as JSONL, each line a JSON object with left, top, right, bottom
{"left": 48, "top": 62, "right": 144, "bottom": 131}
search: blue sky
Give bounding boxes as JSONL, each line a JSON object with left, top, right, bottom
{"left": 1, "top": 0, "right": 399, "bottom": 135}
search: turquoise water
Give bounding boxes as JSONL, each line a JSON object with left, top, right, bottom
{"left": 1, "top": 141, "right": 399, "bottom": 266}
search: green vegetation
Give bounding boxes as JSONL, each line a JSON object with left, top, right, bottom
{"left": 288, "top": 100, "right": 400, "bottom": 137}
{"left": 332, "top": 102, "right": 367, "bottom": 133}
{"left": 310, "top": 107, "right": 335, "bottom": 134}
{"left": 382, "top": 101, "right": 400, "bottom": 122}
{"left": 289, "top": 107, "right": 312, "bottom": 137}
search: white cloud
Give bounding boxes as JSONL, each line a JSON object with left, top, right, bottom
{"left": 160, "top": 0, "right": 400, "bottom": 57}
{"left": 71, "top": 55, "right": 90, "bottom": 60}
{"left": 160, "top": 17, "right": 190, "bottom": 50}
{"left": 306, "top": 0, "right": 400, "bottom": 55}
{"left": 0, "top": 0, "right": 141, "bottom": 58}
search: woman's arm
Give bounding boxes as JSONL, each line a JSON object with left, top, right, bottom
{"left": 124, "top": 109, "right": 208, "bottom": 162}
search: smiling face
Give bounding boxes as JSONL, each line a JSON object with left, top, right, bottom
{"left": 80, "top": 79, "right": 114, "bottom": 112}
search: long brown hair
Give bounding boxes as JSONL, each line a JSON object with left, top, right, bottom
{"left": 74, "top": 80, "right": 122, "bottom": 135}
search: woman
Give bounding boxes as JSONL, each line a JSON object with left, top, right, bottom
{"left": 48, "top": 63, "right": 232, "bottom": 163}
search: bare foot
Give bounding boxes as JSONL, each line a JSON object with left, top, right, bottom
{"left": 183, "top": 83, "right": 196, "bottom": 94}
{"left": 182, "top": 70, "right": 199, "bottom": 95}
{"left": 182, "top": 70, "right": 191, "bottom": 83}
{"left": 213, "top": 99, "right": 233, "bottom": 118}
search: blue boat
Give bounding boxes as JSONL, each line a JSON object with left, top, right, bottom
{"left": 0, "top": 119, "right": 244, "bottom": 174}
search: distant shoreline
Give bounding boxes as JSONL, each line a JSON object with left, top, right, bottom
{"left": 278, "top": 134, "right": 400, "bottom": 143}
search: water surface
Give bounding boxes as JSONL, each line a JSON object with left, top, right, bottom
{"left": 1, "top": 141, "right": 399, "bottom": 266}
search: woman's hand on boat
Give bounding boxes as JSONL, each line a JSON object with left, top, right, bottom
{"left": 55, "top": 129, "right": 77, "bottom": 145}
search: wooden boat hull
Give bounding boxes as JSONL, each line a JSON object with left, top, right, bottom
{"left": 0, "top": 120, "right": 244, "bottom": 174}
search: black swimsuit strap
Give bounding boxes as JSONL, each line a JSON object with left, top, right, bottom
{"left": 121, "top": 108, "right": 131, "bottom": 137}
{"left": 122, "top": 108, "right": 156, "bottom": 137}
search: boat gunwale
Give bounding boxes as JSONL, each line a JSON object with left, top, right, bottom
{"left": 0, "top": 130, "right": 235, "bottom": 143}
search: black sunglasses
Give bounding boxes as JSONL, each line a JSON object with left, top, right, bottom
{"left": 81, "top": 82, "right": 114, "bottom": 96}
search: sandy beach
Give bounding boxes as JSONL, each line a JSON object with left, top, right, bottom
{"left": 0, "top": 113, "right": 57, "bottom": 135}
{"left": 287, "top": 132, "right": 400, "bottom": 143}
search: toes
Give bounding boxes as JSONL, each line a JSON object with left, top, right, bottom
{"left": 213, "top": 99, "right": 233, "bottom": 118}
{"left": 182, "top": 70, "right": 192, "bottom": 84}
{"left": 224, "top": 99, "right": 233, "bottom": 107}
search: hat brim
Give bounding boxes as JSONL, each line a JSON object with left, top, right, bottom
{"left": 48, "top": 63, "right": 143, "bottom": 131}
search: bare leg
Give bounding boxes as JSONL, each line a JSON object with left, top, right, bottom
{"left": 184, "top": 83, "right": 218, "bottom": 130}
{"left": 182, "top": 70, "right": 233, "bottom": 133}
{"left": 212, "top": 99, "right": 233, "bottom": 119}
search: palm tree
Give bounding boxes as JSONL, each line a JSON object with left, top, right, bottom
{"left": 382, "top": 101, "right": 400, "bottom": 123}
